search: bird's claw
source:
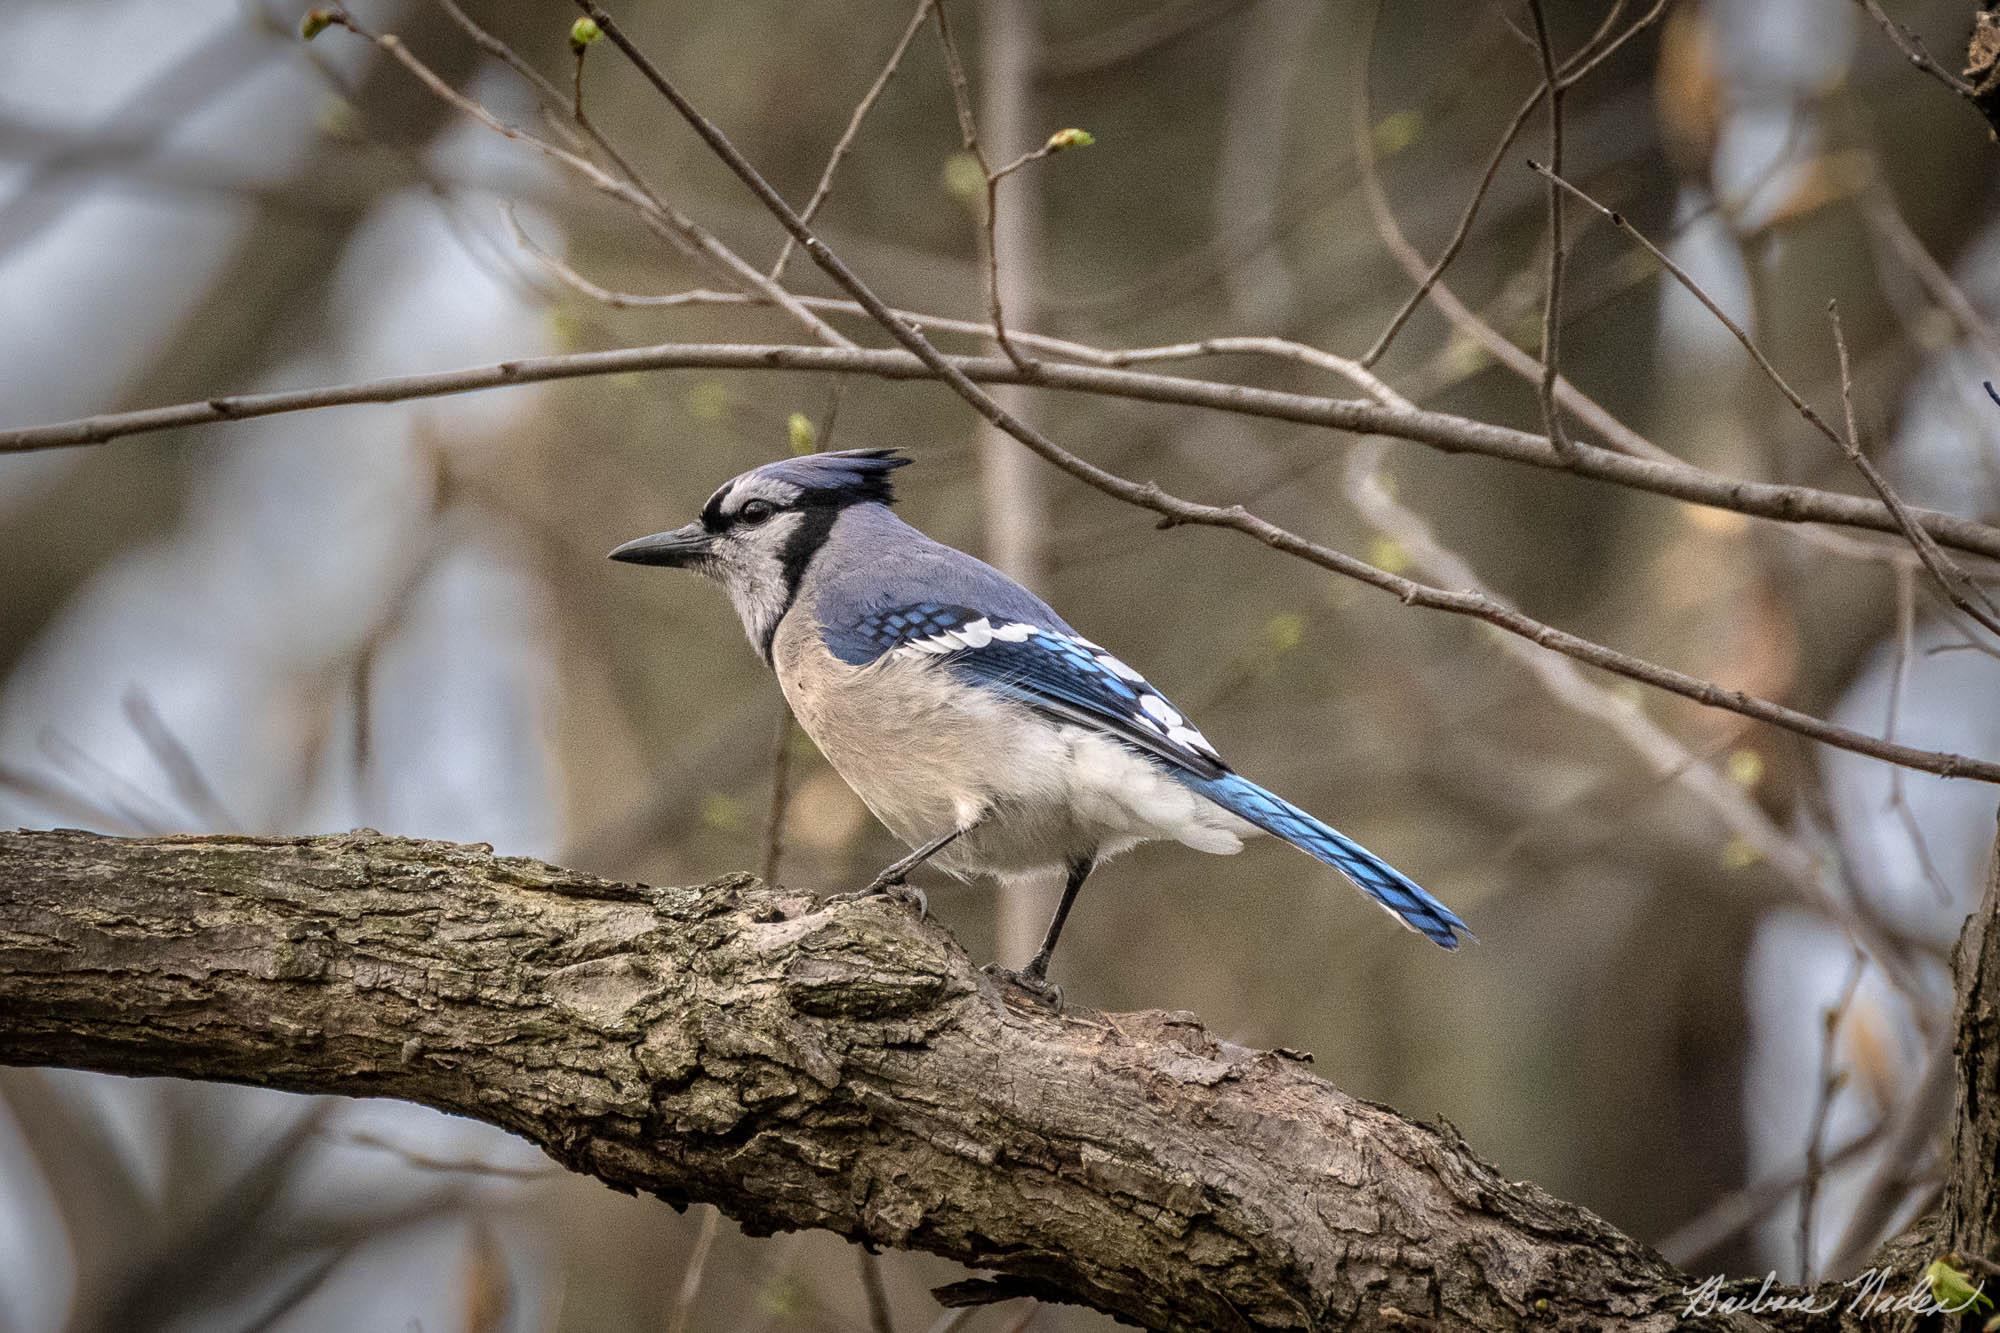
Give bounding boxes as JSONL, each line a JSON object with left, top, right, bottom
{"left": 827, "top": 877, "right": 928, "bottom": 918}
{"left": 982, "top": 962, "right": 1064, "bottom": 1011}
{"left": 878, "top": 880, "right": 927, "bottom": 916}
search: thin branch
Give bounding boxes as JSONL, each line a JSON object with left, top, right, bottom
{"left": 1828, "top": 298, "right": 2000, "bottom": 638}
{"left": 430, "top": 0, "right": 687, "bottom": 261}
{"left": 1884, "top": 564, "right": 1955, "bottom": 903}
{"left": 335, "top": 7, "right": 852, "bottom": 349}
{"left": 1347, "top": 23, "right": 1675, "bottom": 464}
{"left": 12, "top": 338, "right": 2000, "bottom": 571}
{"left": 507, "top": 229, "right": 1403, "bottom": 401}
{"left": 1357, "top": 0, "right": 1672, "bottom": 367}
{"left": 932, "top": 0, "right": 1033, "bottom": 370}
{"left": 769, "top": 0, "right": 935, "bottom": 280}
{"left": 1850, "top": 0, "right": 1980, "bottom": 100}
{"left": 1525, "top": 0, "right": 1575, "bottom": 459}
{"left": 1531, "top": 160, "right": 1843, "bottom": 444}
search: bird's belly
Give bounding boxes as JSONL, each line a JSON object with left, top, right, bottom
{"left": 780, "top": 655, "right": 1064, "bottom": 858}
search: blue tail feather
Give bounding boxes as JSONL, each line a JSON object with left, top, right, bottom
{"left": 1186, "top": 773, "right": 1472, "bottom": 950}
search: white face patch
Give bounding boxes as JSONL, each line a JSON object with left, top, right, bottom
{"left": 705, "top": 509, "right": 807, "bottom": 653}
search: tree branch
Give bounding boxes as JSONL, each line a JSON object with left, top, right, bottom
{"left": 8, "top": 339, "right": 2000, "bottom": 571}
{"left": 10, "top": 338, "right": 2000, "bottom": 784}
{"left": 5, "top": 827, "right": 1989, "bottom": 1329}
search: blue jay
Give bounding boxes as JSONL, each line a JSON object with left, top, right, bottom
{"left": 611, "top": 448, "right": 1469, "bottom": 1000}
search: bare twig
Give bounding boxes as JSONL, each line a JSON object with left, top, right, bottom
{"left": 430, "top": 0, "right": 686, "bottom": 260}
{"left": 1525, "top": 0, "right": 1576, "bottom": 459}
{"left": 1358, "top": 0, "right": 1672, "bottom": 367}
{"left": 506, "top": 234, "right": 1403, "bottom": 401}
{"left": 933, "top": 0, "right": 1034, "bottom": 370}
{"left": 1850, "top": 0, "right": 1980, "bottom": 102}
{"left": 1532, "top": 160, "right": 1841, "bottom": 443}
{"left": 1348, "top": 21, "right": 1675, "bottom": 463}
{"left": 1828, "top": 298, "right": 2000, "bottom": 637}
{"left": 12, "top": 337, "right": 2000, "bottom": 570}
{"left": 1884, "top": 564, "right": 1955, "bottom": 903}
{"left": 1343, "top": 440, "right": 1925, "bottom": 997}
{"left": 337, "top": 6, "right": 851, "bottom": 348}
{"left": 769, "top": 0, "right": 935, "bottom": 280}
{"left": 1798, "top": 950, "right": 1866, "bottom": 1280}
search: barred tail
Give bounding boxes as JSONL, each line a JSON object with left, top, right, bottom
{"left": 1186, "top": 773, "right": 1472, "bottom": 950}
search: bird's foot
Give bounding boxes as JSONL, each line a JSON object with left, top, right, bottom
{"left": 827, "top": 876, "right": 928, "bottom": 917}
{"left": 982, "top": 961, "right": 1064, "bottom": 1012}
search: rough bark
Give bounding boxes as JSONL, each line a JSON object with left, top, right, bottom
{"left": 0, "top": 828, "right": 1985, "bottom": 1330}
{"left": 1970, "top": 4, "right": 2000, "bottom": 138}
{"left": 1943, "top": 819, "right": 2000, "bottom": 1265}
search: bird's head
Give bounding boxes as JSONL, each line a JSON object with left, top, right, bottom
{"left": 609, "top": 447, "right": 912, "bottom": 655}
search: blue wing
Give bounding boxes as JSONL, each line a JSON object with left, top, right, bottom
{"left": 823, "top": 602, "right": 1228, "bottom": 778}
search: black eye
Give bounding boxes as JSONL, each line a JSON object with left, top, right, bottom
{"left": 737, "top": 499, "right": 777, "bottom": 526}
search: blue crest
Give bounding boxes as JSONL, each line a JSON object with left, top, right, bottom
{"left": 747, "top": 448, "right": 912, "bottom": 505}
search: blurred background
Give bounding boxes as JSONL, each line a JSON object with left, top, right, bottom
{"left": 2, "top": 0, "right": 1998, "bottom": 1328}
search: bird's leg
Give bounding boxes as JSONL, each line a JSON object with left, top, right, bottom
{"left": 832, "top": 819, "right": 982, "bottom": 915}
{"left": 985, "top": 854, "right": 1094, "bottom": 1010}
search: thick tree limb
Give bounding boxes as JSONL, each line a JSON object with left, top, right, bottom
{"left": 0, "top": 828, "right": 1987, "bottom": 1329}
{"left": 1943, "top": 826, "right": 2000, "bottom": 1261}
